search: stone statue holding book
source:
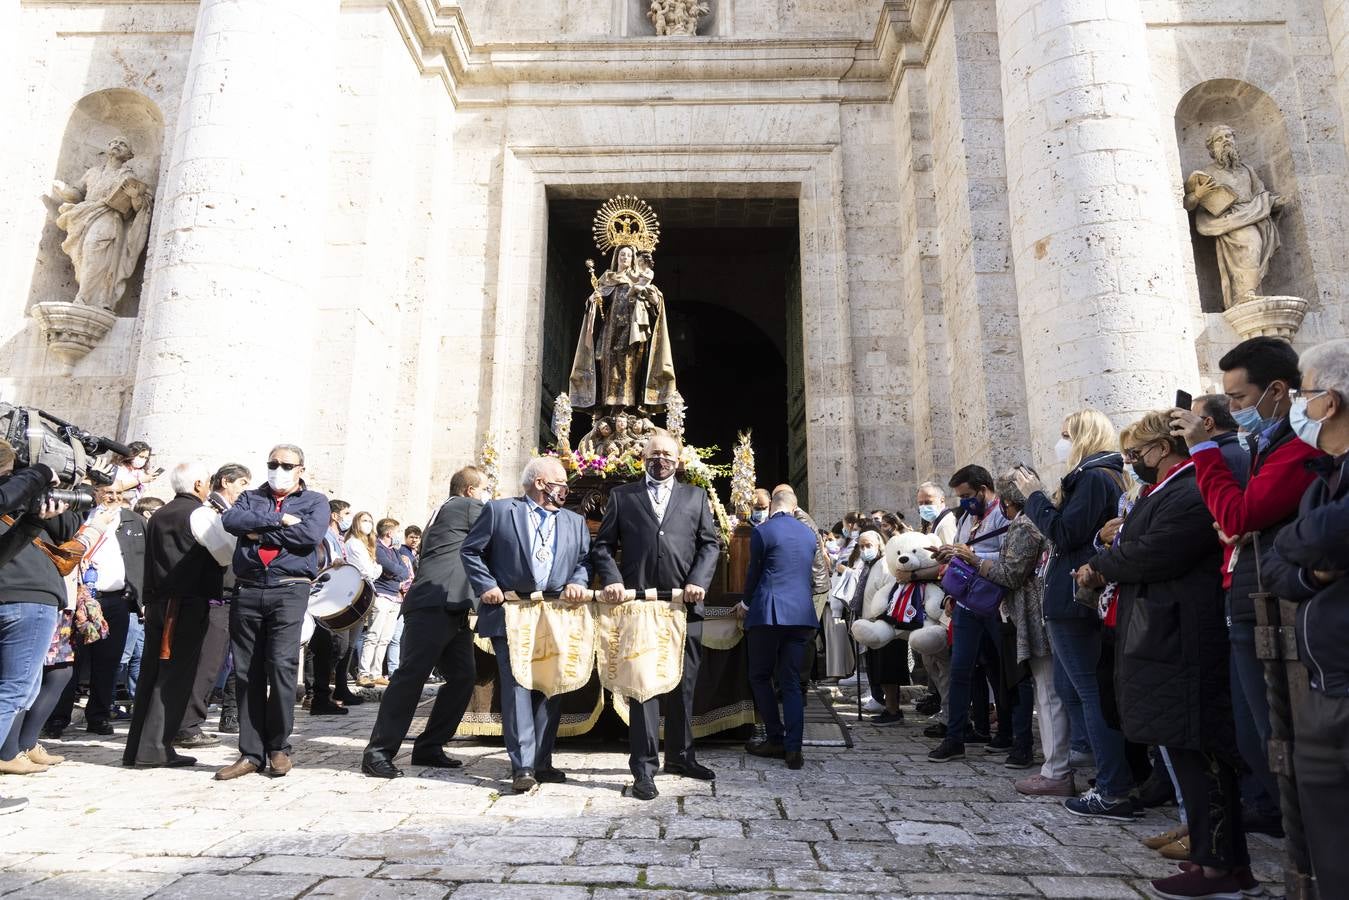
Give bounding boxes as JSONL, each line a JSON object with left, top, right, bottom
{"left": 51, "top": 136, "right": 153, "bottom": 312}
{"left": 1183, "top": 124, "right": 1284, "bottom": 310}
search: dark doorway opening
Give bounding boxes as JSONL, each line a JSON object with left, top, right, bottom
{"left": 541, "top": 195, "right": 800, "bottom": 497}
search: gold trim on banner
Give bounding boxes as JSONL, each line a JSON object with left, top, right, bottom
{"left": 611, "top": 691, "right": 757, "bottom": 739}
{"left": 457, "top": 689, "right": 605, "bottom": 739}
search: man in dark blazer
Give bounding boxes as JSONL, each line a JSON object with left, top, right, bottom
{"left": 592, "top": 430, "right": 721, "bottom": 801}
{"left": 362, "top": 465, "right": 492, "bottom": 778}
{"left": 740, "top": 487, "right": 820, "bottom": 770}
{"left": 460, "top": 456, "right": 591, "bottom": 793}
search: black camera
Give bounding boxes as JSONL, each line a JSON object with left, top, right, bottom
{"left": 0, "top": 403, "right": 132, "bottom": 513}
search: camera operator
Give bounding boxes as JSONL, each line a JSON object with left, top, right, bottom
{"left": 0, "top": 442, "right": 89, "bottom": 814}
{"left": 0, "top": 439, "right": 64, "bottom": 525}
{"left": 48, "top": 484, "right": 145, "bottom": 737}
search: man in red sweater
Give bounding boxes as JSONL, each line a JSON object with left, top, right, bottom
{"left": 1171, "top": 337, "right": 1324, "bottom": 836}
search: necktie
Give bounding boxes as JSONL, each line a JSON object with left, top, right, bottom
{"left": 650, "top": 481, "right": 668, "bottom": 521}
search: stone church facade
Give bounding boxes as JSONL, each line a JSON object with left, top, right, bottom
{"left": 3, "top": 0, "right": 1348, "bottom": 525}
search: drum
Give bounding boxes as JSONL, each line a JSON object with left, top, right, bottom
{"left": 308, "top": 563, "right": 375, "bottom": 632}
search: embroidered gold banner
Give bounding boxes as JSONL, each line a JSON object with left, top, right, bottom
{"left": 502, "top": 599, "right": 596, "bottom": 698}
{"left": 595, "top": 598, "right": 687, "bottom": 703}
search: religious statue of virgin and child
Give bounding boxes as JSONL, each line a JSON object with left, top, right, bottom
{"left": 569, "top": 196, "right": 678, "bottom": 458}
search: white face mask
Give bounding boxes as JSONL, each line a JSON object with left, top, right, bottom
{"left": 132, "top": 457, "right": 148, "bottom": 470}
{"left": 267, "top": 468, "right": 297, "bottom": 493}
{"left": 357, "top": 520, "right": 374, "bottom": 536}
{"left": 1054, "top": 437, "right": 1073, "bottom": 463}
{"left": 337, "top": 516, "right": 353, "bottom": 532}
{"left": 860, "top": 547, "right": 878, "bottom": 563}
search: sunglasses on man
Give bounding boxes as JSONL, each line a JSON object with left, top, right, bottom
{"left": 267, "top": 460, "right": 301, "bottom": 471}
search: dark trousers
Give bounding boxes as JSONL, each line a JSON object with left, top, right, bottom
{"left": 748, "top": 625, "right": 814, "bottom": 752}
{"left": 123, "top": 599, "right": 210, "bottom": 765}
{"left": 1292, "top": 688, "right": 1349, "bottom": 893}
{"left": 310, "top": 622, "right": 351, "bottom": 706}
{"left": 1167, "top": 746, "right": 1249, "bottom": 870}
{"left": 365, "top": 607, "right": 475, "bottom": 761}
{"left": 628, "top": 618, "right": 702, "bottom": 781}
{"left": 1228, "top": 621, "right": 1280, "bottom": 816}
{"left": 61, "top": 590, "right": 130, "bottom": 726}
{"left": 947, "top": 605, "right": 1008, "bottom": 743}
{"left": 230, "top": 582, "right": 307, "bottom": 766}
{"left": 176, "top": 602, "right": 231, "bottom": 739}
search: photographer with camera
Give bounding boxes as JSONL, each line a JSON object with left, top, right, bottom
{"left": 0, "top": 441, "right": 100, "bottom": 814}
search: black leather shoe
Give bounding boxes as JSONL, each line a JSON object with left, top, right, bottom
{"left": 632, "top": 778, "right": 659, "bottom": 801}
{"left": 333, "top": 693, "right": 364, "bottom": 707}
{"left": 785, "top": 751, "right": 804, "bottom": 770}
{"left": 663, "top": 760, "right": 715, "bottom": 780}
{"left": 535, "top": 767, "right": 567, "bottom": 783}
{"left": 309, "top": 701, "right": 349, "bottom": 716}
{"left": 362, "top": 756, "right": 403, "bottom": 779}
{"left": 512, "top": 770, "right": 536, "bottom": 793}
{"left": 745, "top": 740, "right": 786, "bottom": 759}
{"left": 86, "top": 720, "right": 114, "bottom": 736}
{"left": 132, "top": 754, "right": 197, "bottom": 769}
{"left": 923, "top": 722, "right": 948, "bottom": 739}
{"left": 410, "top": 750, "right": 462, "bottom": 769}
{"left": 217, "top": 717, "right": 239, "bottom": 735}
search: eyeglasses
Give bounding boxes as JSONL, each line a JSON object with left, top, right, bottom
{"left": 267, "top": 460, "right": 300, "bottom": 471}
{"left": 543, "top": 481, "right": 569, "bottom": 492}
{"left": 1289, "top": 388, "right": 1329, "bottom": 403}
{"left": 1121, "top": 442, "right": 1157, "bottom": 463}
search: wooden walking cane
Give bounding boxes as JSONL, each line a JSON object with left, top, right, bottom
{"left": 1251, "top": 535, "right": 1317, "bottom": 900}
{"left": 160, "top": 598, "right": 179, "bottom": 661}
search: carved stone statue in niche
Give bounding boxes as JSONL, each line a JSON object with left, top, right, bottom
{"left": 1183, "top": 125, "right": 1284, "bottom": 310}
{"left": 50, "top": 136, "right": 154, "bottom": 312}
{"left": 648, "top": 0, "right": 709, "bottom": 36}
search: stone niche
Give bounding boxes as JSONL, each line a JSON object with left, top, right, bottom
{"left": 626, "top": 0, "right": 719, "bottom": 36}
{"left": 1175, "top": 79, "right": 1314, "bottom": 323}
{"left": 28, "top": 88, "right": 164, "bottom": 322}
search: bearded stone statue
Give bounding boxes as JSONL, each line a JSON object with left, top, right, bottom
{"left": 1183, "top": 125, "right": 1284, "bottom": 310}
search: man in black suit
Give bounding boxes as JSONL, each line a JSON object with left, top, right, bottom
{"left": 362, "top": 466, "right": 491, "bottom": 778}
{"left": 592, "top": 430, "right": 721, "bottom": 800}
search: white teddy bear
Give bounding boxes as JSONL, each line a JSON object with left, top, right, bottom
{"left": 850, "top": 531, "right": 947, "bottom": 650}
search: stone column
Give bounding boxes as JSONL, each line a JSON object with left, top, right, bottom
{"left": 127, "top": 0, "right": 337, "bottom": 468}
{"left": 995, "top": 0, "right": 1199, "bottom": 460}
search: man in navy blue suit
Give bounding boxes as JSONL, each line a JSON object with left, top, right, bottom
{"left": 460, "top": 456, "right": 592, "bottom": 793}
{"left": 739, "top": 486, "right": 820, "bottom": 770}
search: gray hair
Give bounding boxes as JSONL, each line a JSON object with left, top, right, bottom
{"left": 995, "top": 469, "right": 1027, "bottom": 512}
{"left": 170, "top": 461, "right": 210, "bottom": 495}
{"left": 268, "top": 443, "right": 305, "bottom": 466}
{"left": 1301, "top": 339, "right": 1349, "bottom": 397}
{"left": 917, "top": 481, "right": 945, "bottom": 499}
{"left": 519, "top": 456, "right": 562, "bottom": 490}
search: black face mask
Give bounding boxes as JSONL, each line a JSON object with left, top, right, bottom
{"left": 1131, "top": 460, "right": 1159, "bottom": 486}
{"left": 645, "top": 457, "right": 676, "bottom": 482}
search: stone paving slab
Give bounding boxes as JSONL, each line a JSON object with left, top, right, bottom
{"left": 0, "top": 687, "right": 1290, "bottom": 898}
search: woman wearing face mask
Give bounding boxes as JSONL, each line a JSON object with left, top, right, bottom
{"left": 1077, "top": 412, "right": 1253, "bottom": 898}
{"left": 1012, "top": 409, "right": 1131, "bottom": 812}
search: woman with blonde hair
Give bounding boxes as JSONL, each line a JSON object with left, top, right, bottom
{"left": 1011, "top": 408, "right": 1130, "bottom": 813}
{"left": 343, "top": 512, "right": 382, "bottom": 686}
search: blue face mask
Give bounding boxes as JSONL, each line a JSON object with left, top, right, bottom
{"left": 1289, "top": 392, "right": 1330, "bottom": 450}
{"left": 917, "top": 504, "right": 940, "bottom": 523}
{"left": 750, "top": 510, "right": 768, "bottom": 524}
{"left": 1231, "top": 384, "right": 1275, "bottom": 434}
{"left": 959, "top": 495, "right": 986, "bottom": 519}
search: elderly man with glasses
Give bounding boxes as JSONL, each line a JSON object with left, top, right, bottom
{"left": 215, "top": 444, "right": 330, "bottom": 781}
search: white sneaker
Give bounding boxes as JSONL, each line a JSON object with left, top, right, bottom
{"left": 861, "top": 698, "right": 885, "bottom": 714}
{"left": 837, "top": 673, "right": 863, "bottom": 687}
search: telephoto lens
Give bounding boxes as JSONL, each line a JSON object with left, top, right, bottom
{"left": 28, "top": 487, "right": 95, "bottom": 514}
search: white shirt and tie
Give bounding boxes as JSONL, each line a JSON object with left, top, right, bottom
{"left": 646, "top": 475, "right": 673, "bottom": 522}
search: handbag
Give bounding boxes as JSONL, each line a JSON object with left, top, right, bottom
{"left": 938, "top": 525, "right": 1010, "bottom": 617}
{"left": 72, "top": 582, "right": 108, "bottom": 645}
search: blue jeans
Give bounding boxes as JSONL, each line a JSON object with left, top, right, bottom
{"left": 946, "top": 605, "right": 1005, "bottom": 744}
{"left": 0, "top": 604, "right": 58, "bottom": 754}
{"left": 387, "top": 615, "right": 405, "bottom": 674}
{"left": 1229, "top": 620, "right": 1280, "bottom": 816}
{"left": 1047, "top": 617, "right": 1132, "bottom": 797}
{"left": 119, "top": 614, "right": 144, "bottom": 702}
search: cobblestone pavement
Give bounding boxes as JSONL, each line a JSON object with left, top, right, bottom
{"left": 0, "top": 688, "right": 1286, "bottom": 899}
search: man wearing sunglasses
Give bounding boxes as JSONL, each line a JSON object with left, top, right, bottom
{"left": 215, "top": 444, "right": 330, "bottom": 781}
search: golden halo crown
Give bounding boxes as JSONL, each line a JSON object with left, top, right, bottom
{"left": 593, "top": 195, "right": 661, "bottom": 255}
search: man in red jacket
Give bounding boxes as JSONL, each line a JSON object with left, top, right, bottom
{"left": 1171, "top": 337, "right": 1324, "bottom": 835}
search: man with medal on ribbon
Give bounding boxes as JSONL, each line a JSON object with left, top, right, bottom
{"left": 460, "top": 456, "right": 591, "bottom": 793}
{"left": 592, "top": 430, "right": 721, "bottom": 801}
